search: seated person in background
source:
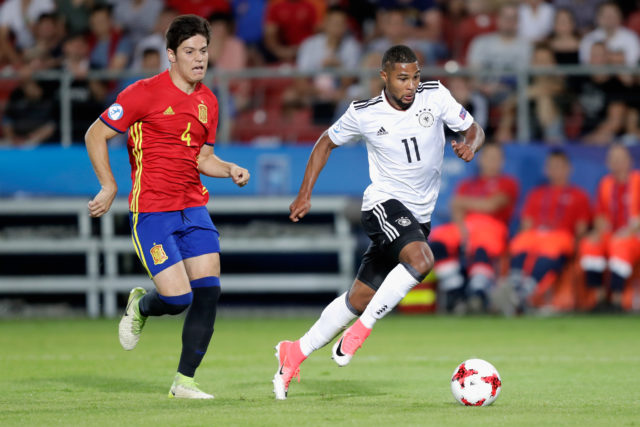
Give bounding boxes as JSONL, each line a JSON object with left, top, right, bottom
{"left": 579, "top": 2, "right": 640, "bottom": 67}
{"left": 518, "top": 0, "right": 556, "bottom": 43}
{"left": 87, "top": 4, "right": 132, "bottom": 71}
{"left": 262, "top": 0, "right": 319, "bottom": 63}
{"left": 495, "top": 42, "right": 567, "bottom": 144}
{"left": 293, "top": 5, "right": 362, "bottom": 124}
{"left": 579, "top": 144, "right": 640, "bottom": 313}
{"left": 430, "top": 143, "right": 519, "bottom": 313}
{"left": 500, "top": 149, "right": 591, "bottom": 314}
{"left": 444, "top": 75, "right": 489, "bottom": 143}
{"left": 547, "top": 8, "right": 581, "bottom": 65}
{"left": 22, "top": 12, "right": 64, "bottom": 71}
{"left": 1, "top": 77, "right": 56, "bottom": 146}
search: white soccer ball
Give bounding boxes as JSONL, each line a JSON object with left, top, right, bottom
{"left": 450, "top": 358, "right": 501, "bottom": 406}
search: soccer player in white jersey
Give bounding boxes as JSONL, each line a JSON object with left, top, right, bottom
{"left": 272, "top": 45, "right": 485, "bottom": 400}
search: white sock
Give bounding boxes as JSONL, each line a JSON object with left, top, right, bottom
{"left": 360, "top": 264, "right": 419, "bottom": 329}
{"left": 299, "top": 292, "right": 357, "bottom": 356}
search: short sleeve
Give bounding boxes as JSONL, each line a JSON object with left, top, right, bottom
{"left": 439, "top": 85, "right": 474, "bottom": 132}
{"left": 99, "top": 82, "right": 145, "bottom": 133}
{"left": 327, "top": 102, "right": 362, "bottom": 146}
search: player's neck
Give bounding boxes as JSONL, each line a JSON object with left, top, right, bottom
{"left": 169, "top": 67, "right": 199, "bottom": 94}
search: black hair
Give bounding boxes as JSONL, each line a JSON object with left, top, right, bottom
{"left": 381, "top": 45, "right": 418, "bottom": 71}
{"left": 90, "top": 4, "right": 112, "bottom": 16}
{"left": 548, "top": 148, "right": 569, "bottom": 162}
{"left": 165, "top": 14, "right": 211, "bottom": 53}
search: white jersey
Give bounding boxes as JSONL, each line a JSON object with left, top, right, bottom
{"left": 328, "top": 81, "right": 474, "bottom": 223}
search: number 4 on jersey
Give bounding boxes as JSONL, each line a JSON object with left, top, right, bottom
{"left": 401, "top": 137, "right": 420, "bottom": 163}
{"left": 181, "top": 122, "right": 192, "bottom": 146}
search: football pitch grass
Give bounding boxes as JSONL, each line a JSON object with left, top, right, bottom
{"left": 1, "top": 314, "right": 638, "bottom": 426}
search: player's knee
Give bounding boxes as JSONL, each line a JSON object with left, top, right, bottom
{"left": 405, "top": 249, "right": 434, "bottom": 277}
{"left": 348, "top": 291, "right": 372, "bottom": 314}
{"left": 159, "top": 291, "right": 193, "bottom": 314}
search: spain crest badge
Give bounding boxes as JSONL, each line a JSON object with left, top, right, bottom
{"left": 150, "top": 244, "right": 168, "bottom": 265}
{"left": 198, "top": 104, "right": 207, "bottom": 123}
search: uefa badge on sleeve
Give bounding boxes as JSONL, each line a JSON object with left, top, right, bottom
{"left": 108, "top": 103, "right": 123, "bottom": 120}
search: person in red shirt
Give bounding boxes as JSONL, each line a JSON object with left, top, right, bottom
{"left": 502, "top": 149, "right": 591, "bottom": 314}
{"left": 579, "top": 144, "right": 640, "bottom": 312}
{"left": 430, "top": 143, "right": 519, "bottom": 313}
{"left": 85, "top": 15, "right": 250, "bottom": 399}
{"left": 263, "top": 0, "right": 319, "bottom": 63}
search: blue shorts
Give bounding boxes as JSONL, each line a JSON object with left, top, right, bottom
{"left": 129, "top": 206, "right": 220, "bottom": 278}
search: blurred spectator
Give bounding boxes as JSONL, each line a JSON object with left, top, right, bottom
{"left": 130, "top": 7, "right": 177, "bottom": 72}
{"left": 366, "top": 7, "right": 437, "bottom": 64}
{"left": 61, "top": 32, "right": 90, "bottom": 79}
{"left": 443, "top": 0, "right": 496, "bottom": 64}
{"left": 579, "top": 144, "right": 640, "bottom": 312}
{"left": 262, "top": 0, "right": 319, "bottom": 63}
{"left": 497, "top": 43, "right": 567, "bottom": 144}
{"left": 466, "top": 3, "right": 532, "bottom": 104}
{"left": 578, "top": 1, "right": 640, "bottom": 66}
{"left": 0, "top": 0, "right": 56, "bottom": 68}
{"left": 1, "top": 76, "right": 56, "bottom": 146}
{"left": 518, "top": 0, "right": 556, "bottom": 42}
{"left": 412, "top": 6, "right": 448, "bottom": 63}
{"left": 552, "top": 0, "right": 604, "bottom": 34}
{"left": 430, "top": 144, "right": 519, "bottom": 314}
{"left": 232, "top": 0, "right": 267, "bottom": 65}
{"left": 71, "top": 79, "right": 109, "bottom": 142}
{"left": 573, "top": 42, "right": 628, "bottom": 144}
{"left": 56, "top": 0, "right": 92, "bottom": 35}
{"left": 166, "top": 0, "right": 230, "bottom": 17}
{"left": 499, "top": 149, "right": 591, "bottom": 314}
{"left": 294, "top": 5, "right": 362, "bottom": 123}
{"left": 444, "top": 75, "right": 489, "bottom": 142}
{"left": 87, "top": 4, "right": 132, "bottom": 71}
{"left": 112, "top": 0, "right": 163, "bottom": 47}
{"left": 22, "top": 12, "right": 65, "bottom": 71}
{"left": 208, "top": 11, "right": 250, "bottom": 112}
{"left": 627, "top": 2, "right": 640, "bottom": 37}
{"left": 338, "top": 51, "right": 384, "bottom": 118}
{"left": 547, "top": 8, "right": 581, "bottom": 64}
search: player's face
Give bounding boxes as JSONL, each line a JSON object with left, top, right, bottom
{"left": 169, "top": 34, "right": 209, "bottom": 83}
{"left": 381, "top": 62, "right": 420, "bottom": 111}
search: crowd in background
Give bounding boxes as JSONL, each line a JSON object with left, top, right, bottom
{"left": 1, "top": 0, "right": 640, "bottom": 146}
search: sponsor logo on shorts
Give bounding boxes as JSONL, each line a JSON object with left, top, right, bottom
{"left": 107, "top": 103, "right": 123, "bottom": 120}
{"left": 396, "top": 217, "right": 412, "bottom": 227}
{"left": 150, "top": 243, "right": 168, "bottom": 265}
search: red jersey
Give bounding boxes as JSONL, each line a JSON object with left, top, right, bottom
{"left": 456, "top": 175, "right": 519, "bottom": 225}
{"left": 521, "top": 184, "right": 591, "bottom": 234}
{"left": 100, "top": 70, "right": 218, "bottom": 213}
{"left": 595, "top": 171, "right": 640, "bottom": 231}
{"left": 265, "top": 0, "right": 317, "bottom": 46}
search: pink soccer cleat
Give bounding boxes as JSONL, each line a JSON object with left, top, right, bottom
{"left": 331, "top": 319, "right": 372, "bottom": 367}
{"left": 272, "top": 340, "right": 306, "bottom": 400}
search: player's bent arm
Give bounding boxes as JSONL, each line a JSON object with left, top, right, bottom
{"left": 290, "top": 131, "right": 339, "bottom": 222}
{"left": 197, "top": 145, "right": 250, "bottom": 187}
{"left": 85, "top": 119, "right": 119, "bottom": 217}
{"left": 451, "top": 122, "right": 485, "bottom": 162}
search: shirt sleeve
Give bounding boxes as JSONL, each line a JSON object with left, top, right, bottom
{"left": 439, "top": 85, "right": 475, "bottom": 132}
{"left": 327, "top": 102, "right": 362, "bottom": 146}
{"left": 99, "top": 81, "right": 145, "bottom": 133}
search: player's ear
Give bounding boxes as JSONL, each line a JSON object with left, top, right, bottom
{"left": 379, "top": 69, "right": 387, "bottom": 84}
{"left": 167, "top": 49, "right": 176, "bottom": 63}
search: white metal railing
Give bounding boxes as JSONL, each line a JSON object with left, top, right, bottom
{"left": 0, "top": 196, "right": 357, "bottom": 317}
{"left": 1, "top": 64, "right": 638, "bottom": 146}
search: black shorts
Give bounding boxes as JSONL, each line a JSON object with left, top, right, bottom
{"left": 356, "top": 199, "right": 431, "bottom": 290}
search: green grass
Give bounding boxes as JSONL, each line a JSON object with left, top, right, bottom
{"left": 1, "top": 314, "right": 639, "bottom": 426}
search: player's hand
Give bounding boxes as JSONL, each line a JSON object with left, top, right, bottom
{"left": 451, "top": 140, "right": 475, "bottom": 162}
{"left": 230, "top": 165, "right": 250, "bottom": 187}
{"left": 88, "top": 185, "right": 117, "bottom": 218}
{"left": 289, "top": 195, "right": 311, "bottom": 222}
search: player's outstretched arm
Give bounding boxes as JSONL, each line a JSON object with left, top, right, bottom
{"left": 451, "top": 122, "right": 485, "bottom": 162}
{"left": 85, "top": 119, "right": 119, "bottom": 217}
{"left": 290, "top": 131, "right": 339, "bottom": 222}
{"left": 197, "top": 145, "right": 250, "bottom": 187}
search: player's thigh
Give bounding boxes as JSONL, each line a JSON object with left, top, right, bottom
{"left": 183, "top": 252, "right": 220, "bottom": 280}
{"left": 130, "top": 210, "right": 185, "bottom": 278}
{"left": 152, "top": 260, "right": 192, "bottom": 296}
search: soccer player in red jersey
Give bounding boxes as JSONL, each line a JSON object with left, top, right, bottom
{"left": 85, "top": 15, "right": 250, "bottom": 399}
{"left": 579, "top": 144, "right": 640, "bottom": 312}
{"left": 501, "top": 150, "right": 591, "bottom": 313}
{"left": 429, "top": 143, "right": 519, "bottom": 313}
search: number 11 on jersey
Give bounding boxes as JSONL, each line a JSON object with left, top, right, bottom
{"left": 401, "top": 137, "right": 420, "bottom": 163}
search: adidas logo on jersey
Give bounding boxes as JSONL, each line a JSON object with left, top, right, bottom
{"left": 377, "top": 127, "right": 388, "bottom": 136}
{"left": 163, "top": 106, "right": 175, "bottom": 115}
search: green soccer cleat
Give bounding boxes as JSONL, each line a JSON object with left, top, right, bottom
{"left": 168, "top": 373, "right": 214, "bottom": 399}
{"left": 118, "top": 287, "right": 148, "bottom": 350}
